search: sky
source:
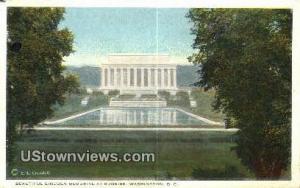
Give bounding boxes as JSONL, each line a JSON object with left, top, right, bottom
{"left": 60, "top": 8, "right": 195, "bottom": 67}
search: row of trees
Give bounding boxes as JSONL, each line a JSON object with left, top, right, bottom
{"left": 188, "top": 9, "right": 291, "bottom": 178}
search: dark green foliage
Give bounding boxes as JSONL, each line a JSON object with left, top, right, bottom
{"left": 158, "top": 91, "right": 170, "bottom": 99}
{"left": 7, "top": 7, "right": 76, "bottom": 125}
{"left": 175, "top": 91, "right": 190, "bottom": 107}
{"left": 7, "top": 8, "right": 77, "bottom": 164}
{"left": 65, "top": 66, "right": 100, "bottom": 87}
{"left": 92, "top": 90, "right": 104, "bottom": 96}
{"left": 188, "top": 9, "right": 291, "bottom": 178}
{"left": 64, "top": 74, "right": 81, "bottom": 94}
{"left": 108, "top": 90, "right": 120, "bottom": 96}
{"left": 77, "top": 87, "right": 88, "bottom": 95}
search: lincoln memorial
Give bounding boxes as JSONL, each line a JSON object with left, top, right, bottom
{"left": 99, "top": 54, "right": 178, "bottom": 95}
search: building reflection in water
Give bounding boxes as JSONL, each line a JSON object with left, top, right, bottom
{"left": 61, "top": 108, "right": 206, "bottom": 126}
{"left": 97, "top": 108, "right": 177, "bottom": 125}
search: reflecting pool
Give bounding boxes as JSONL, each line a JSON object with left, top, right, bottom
{"left": 57, "top": 107, "right": 209, "bottom": 126}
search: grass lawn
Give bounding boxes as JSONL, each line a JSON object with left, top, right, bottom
{"left": 8, "top": 130, "right": 255, "bottom": 180}
{"left": 17, "top": 91, "right": 289, "bottom": 180}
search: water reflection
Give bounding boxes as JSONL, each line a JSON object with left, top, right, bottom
{"left": 61, "top": 108, "right": 206, "bottom": 126}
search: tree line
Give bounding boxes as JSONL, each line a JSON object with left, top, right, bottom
{"left": 188, "top": 9, "right": 291, "bottom": 178}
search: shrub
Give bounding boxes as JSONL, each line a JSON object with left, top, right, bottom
{"left": 158, "top": 91, "right": 170, "bottom": 100}
{"left": 108, "top": 90, "right": 120, "bottom": 96}
{"left": 92, "top": 91, "right": 104, "bottom": 96}
{"left": 77, "top": 87, "right": 88, "bottom": 95}
{"left": 175, "top": 91, "right": 190, "bottom": 107}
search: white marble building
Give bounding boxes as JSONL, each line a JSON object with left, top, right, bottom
{"left": 99, "top": 54, "right": 178, "bottom": 95}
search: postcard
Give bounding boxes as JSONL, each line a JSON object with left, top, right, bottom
{"left": 0, "top": 0, "right": 300, "bottom": 188}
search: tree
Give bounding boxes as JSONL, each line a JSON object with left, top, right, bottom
{"left": 187, "top": 9, "right": 291, "bottom": 178}
{"left": 175, "top": 91, "right": 190, "bottom": 107}
{"left": 7, "top": 8, "right": 78, "bottom": 164}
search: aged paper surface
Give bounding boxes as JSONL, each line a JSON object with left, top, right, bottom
{"left": 0, "top": 0, "right": 300, "bottom": 187}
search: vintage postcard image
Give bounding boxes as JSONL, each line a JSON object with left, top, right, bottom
{"left": 2, "top": 1, "right": 300, "bottom": 187}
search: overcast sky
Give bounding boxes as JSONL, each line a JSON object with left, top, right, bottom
{"left": 60, "top": 8, "right": 195, "bottom": 67}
